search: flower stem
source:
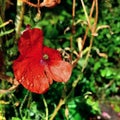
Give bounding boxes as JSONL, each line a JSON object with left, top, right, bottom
{"left": 42, "top": 95, "right": 49, "bottom": 120}
{"left": 70, "top": 0, "right": 76, "bottom": 62}
{"left": 19, "top": 91, "right": 29, "bottom": 118}
{"left": 50, "top": 98, "right": 65, "bottom": 120}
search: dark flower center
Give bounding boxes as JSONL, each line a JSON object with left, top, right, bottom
{"left": 43, "top": 54, "right": 49, "bottom": 60}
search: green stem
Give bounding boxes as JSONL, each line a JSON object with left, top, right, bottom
{"left": 42, "top": 95, "right": 49, "bottom": 120}
{"left": 19, "top": 91, "right": 29, "bottom": 118}
{"left": 15, "top": 0, "right": 25, "bottom": 40}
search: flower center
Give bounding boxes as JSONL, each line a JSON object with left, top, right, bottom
{"left": 43, "top": 54, "right": 49, "bottom": 60}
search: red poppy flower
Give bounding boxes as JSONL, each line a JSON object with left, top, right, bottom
{"left": 13, "top": 28, "right": 72, "bottom": 94}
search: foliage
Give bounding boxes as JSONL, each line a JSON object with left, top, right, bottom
{"left": 0, "top": 0, "right": 120, "bottom": 120}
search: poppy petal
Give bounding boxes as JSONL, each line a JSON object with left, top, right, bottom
{"left": 43, "top": 46, "right": 62, "bottom": 60}
{"left": 23, "top": 64, "right": 50, "bottom": 94}
{"left": 44, "top": 65, "right": 54, "bottom": 84}
{"left": 13, "top": 56, "right": 30, "bottom": 80}
{"left": 19, "top": 28, "right": 43, "bottom": 56}
{"left": 48, "top": 60, "right": 72, "bottom": 82}
{"left": 13, "top": 58, "right": 51, "bottom": 94}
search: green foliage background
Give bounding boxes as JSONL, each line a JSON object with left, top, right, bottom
{"left": 0, "top": 0, "right": 120, "bottom": 120}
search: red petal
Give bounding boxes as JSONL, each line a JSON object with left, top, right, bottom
{"left": 13, "top": 57, "right": 52, "bottom": 94}
{"left": 13, "top": 56, "right": 30, "bottom": 80}
{"left": 23, "top": 64, "right": 50, "bottom": 94}
{"left": 43, "top": 46, "right": 62, "bottom": 60}
{"left": 18, "top": 28, "right": 43, "bottom": 56}
{"left": 48, "top": 60, "right": 72, "bottom": 82}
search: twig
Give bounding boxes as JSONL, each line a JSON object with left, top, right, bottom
{"left": 0, "top": 20, "right": 13, "bottom": 28}
{"left": 0, "top": 74, "right": 19, "bottom": 95}
{"left": 96, "top": 25, "right": 113, "bottom": 35}
{"left": 0, "top": 83, "right": 19, "bottom": 94}
{"left": 50, "top": 99, "right": 65, "bottom": 120}
{"left": 49, "top": 1, "right": 99, "bottom": 119}
{"left": 21, "top": 0, "right": 39, "bottom": 8}
{"left": 80, "top": 0, "right": 92, "bottom": 30}
{"left": 0, "top": 73, "right": 13, "bottom": 83}
{"left": 82, "top": 0, "right": 98, "bottom": 72}
{"left": 70, "top": 0, "right": 76, "bottom": 62}
{"left": 73, "top": 0, "right": 95, "bottom": 67}
{"left": 82, "top": 0, "right": 96, "bottom": 46}
{"left": 81, "top": 35, "right": 94, "bottom": 72}
{"left": 49, "top": 74, "right": 81, "bottom": 120}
